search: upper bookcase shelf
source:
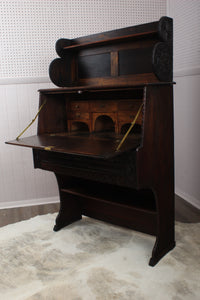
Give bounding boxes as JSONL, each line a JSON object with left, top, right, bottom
{"left": 62, "top": 31, "right": 158, "bottom": 51}
{"left": 49, "top": 17, "right": 173, "bottom": 88}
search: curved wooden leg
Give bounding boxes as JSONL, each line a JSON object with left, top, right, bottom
{"left": 149, "top": 188, "right": 175, "bottom": 266}
{"left": 149, "top": 237, "right": 175, "bottom": 266}
{"left": 53, "top": 174, "right": 82, "bottom": 231}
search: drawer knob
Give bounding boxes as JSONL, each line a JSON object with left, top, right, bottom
{"left": 75, "top": 104, "right": 80, "bottom": 109}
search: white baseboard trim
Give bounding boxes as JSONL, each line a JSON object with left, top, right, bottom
{"left": 1, "top": 192, "right": 199, "bottom": 211}
{"left": 175, "top": 188, "right": 200, "bottom": 210}
{"left": 0, "top": 196, "right": 59, "bottom": 209}
{"left": 0, "top": 76, "right": 51, "bottom": 85}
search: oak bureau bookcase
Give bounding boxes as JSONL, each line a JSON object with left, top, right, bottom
{"left": 7, "top": 16, "right": 175, "bottom": 266}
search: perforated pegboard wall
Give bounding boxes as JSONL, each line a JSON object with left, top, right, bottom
{"left": 168, "top": 0, "right": 200, "bottom": 73}
{"left": 0, "top": 0, "right": 166, "bottom": 80}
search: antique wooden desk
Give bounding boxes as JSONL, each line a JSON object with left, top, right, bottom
{"left": 7, "top": 17, "right": 175, "bottom": 266}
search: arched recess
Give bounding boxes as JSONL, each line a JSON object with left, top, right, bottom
{"left": 71, "top": 121, "right": 89, "bottom": 132}
{"left": 94, "top": 115, "right": 115, "bottom": 133}
{"left": 120, "top": 123, "right": 142, "bottom": 135}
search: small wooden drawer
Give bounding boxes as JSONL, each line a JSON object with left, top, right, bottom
{"left": 118, "top": 111, "right": 143, "bottom": 123}
{"left": 91, "top": 101, "right": 117, "bottom": 112}
{"left": 118, "top": 100, "right": 142, "bottom": 111}
{"left": 70, "top": 101, "right": 89, "bottom": 111}
{"left": 68, "top": 112, "right": 90, "bottom": 120}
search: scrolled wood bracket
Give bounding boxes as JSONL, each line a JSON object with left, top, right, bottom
{"left": 152, "top": 42, "right": 173, "bottom": 82}
{"left": 49, "top": 39, "right": 74, "bottom": 86}
{"left": 152, "top": 17, "right": 173, "bottom": 82}
{"left": 55, "top": 38, "right": 72, "bottom": 57}
{"left": 158, "top": 16, "right": 173, "bottom": 43}
{"left": 49, "top": 57, "right": 72, "bottom": 87}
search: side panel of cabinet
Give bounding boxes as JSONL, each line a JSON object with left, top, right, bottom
{"left": 37, "top": 93, "right": 68, "bottom": 135}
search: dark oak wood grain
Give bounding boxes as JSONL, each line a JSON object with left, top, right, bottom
{"left": 7, "top": 133, "right": 141, "bottom": 159}
{"left": 6, "top": 17, "right": 175, "bottom": 266}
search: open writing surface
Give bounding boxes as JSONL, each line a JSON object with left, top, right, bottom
{"left": 6, "top": 133, "right": 140, "bottom": 159}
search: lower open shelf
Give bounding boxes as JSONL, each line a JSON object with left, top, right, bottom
{"left": 60, "top": 179, "right": 157, "bottom": 235}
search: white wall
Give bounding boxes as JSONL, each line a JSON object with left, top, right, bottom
{"left": 0, "top": 82, "right": 59, "bottom": 208}
{"left": 0, "top": 0, "right": 167, "bottom": 83}
{"left": 0, "top": 0, "right": 167, "bottom": 208}
{"left": 168, "top": 0, "right": 200, "bottom": 208}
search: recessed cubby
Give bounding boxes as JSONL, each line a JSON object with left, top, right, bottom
{"left": 120, "top": 123, "right": 142, "bottom": 135}
{"left": 94, "top": 115, "right": 115, "bottom": 133}
{"left": 71, "top": 121, "right": 89, "bottom": 132}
